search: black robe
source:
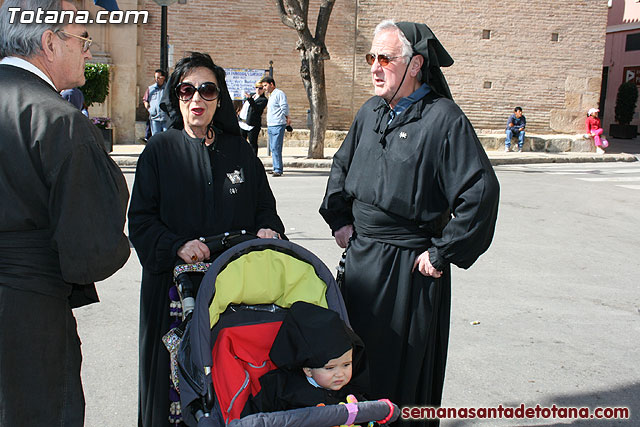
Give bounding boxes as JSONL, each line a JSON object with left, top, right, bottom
{"left": 320, "top": 93, "right": 499, "bottom": 425}
{"left": 128, "top": 128, "right": 285, "bottom": 427}
{"left": 0, "top": 64, "right": 130, "bottom": 425}
{"left": 242, "top": 369, "right": 366, "bottom": 415}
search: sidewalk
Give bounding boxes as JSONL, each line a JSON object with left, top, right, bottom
{"left": 111, "top": 136, "right": 640, "bottom": 169}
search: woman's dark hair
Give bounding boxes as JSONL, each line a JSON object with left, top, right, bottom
{"left": 161, "top": 52, "right": 240, "bottom": 136}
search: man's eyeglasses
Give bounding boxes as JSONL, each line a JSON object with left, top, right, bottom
{"left": 56, "top": 30, "right": 92, "bottom": 53}
{"left": 175, "top": 82, "right": 220, "bottom": 102}
{"left": 365, "top": 53, "right": 404, "bottom": 67}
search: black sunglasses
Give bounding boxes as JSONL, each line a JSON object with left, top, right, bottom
{"left": 175, "top": 82, "right": 220, "bottom": 101}
{"left": 365, "top": 53, "right": 404, "bottom": 67}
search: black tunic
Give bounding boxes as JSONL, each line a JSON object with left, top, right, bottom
{"left": 128, "top": 128, "right": 285, "bottom": 427}
{"left": 320, "top": 93, "right": 499, "bottom": 424}
{"left": 242, "top": 302, "right": 368, "bottom": 415}
{"left": 243, "top": 369, "right": 366, "bottom": 415}
{"left": 0, "top": 64, "right": 130, "bottom": 426}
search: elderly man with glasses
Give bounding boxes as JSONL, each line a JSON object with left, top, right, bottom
{"left": 0, "top": 1, "right": 130, "bottom": 425}
{"left": 320, "top": 20, "right": 500, "bottom": 425}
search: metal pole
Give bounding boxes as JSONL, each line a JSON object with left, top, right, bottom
{"left": 160, "top": 6, "right": 168, "bottom": 71}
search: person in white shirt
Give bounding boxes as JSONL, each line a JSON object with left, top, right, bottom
{"left": 261, "top": 76, "right": 291, "bottom": 176}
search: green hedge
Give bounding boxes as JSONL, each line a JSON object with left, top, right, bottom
{"left": 81, "top": 63, "right": 110, "bottom": 107}
{"left": 614, "top": 81, "right": 638, "bottom": 125}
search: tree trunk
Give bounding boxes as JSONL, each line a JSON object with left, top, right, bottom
{"left": 275, "top": 0, "right": 334, "bottom": 159}
{"left": 305, "top": 49, "right": 327, "bottom": 159}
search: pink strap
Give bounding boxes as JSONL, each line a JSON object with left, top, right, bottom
{"left": 344, "top": 402, "right": 359, "bottom": 425}
{"left": 376, "top": 399, "right": 395, "bottom": 424}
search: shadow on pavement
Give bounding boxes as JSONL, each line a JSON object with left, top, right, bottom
{"left": 606, "top": 136, "right": 640, "bottom": 154}
{"left": 441, "top": 381, "right": 638, "bottom": 426}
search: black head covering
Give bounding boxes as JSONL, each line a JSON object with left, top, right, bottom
{"left": 270, "top": 302, "right": 366, "bottom": 371}
{"left": 159, "top": 52, "right": 240, "bottom": 137}
{"left": 395, "top": 21, "right": 454, "bottom": 100}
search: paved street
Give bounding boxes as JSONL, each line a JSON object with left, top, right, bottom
{"left": 76, "top": 162, "right": 639, "bottom": 426}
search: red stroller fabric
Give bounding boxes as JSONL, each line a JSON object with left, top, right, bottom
{"left": 211, "top": 321, "right": 282, "bottom": 422}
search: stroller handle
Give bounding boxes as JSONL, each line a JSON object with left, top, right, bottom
{"left": 174, "top": 230, "right": 259, "bottom": 319}
{"left": 198, "top": 230, "right": 258, "bottom": 255}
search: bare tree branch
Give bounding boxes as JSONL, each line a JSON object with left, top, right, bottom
{"left": 284, "top": 0, "right": 314, "bottom": 47}
{"left": 315, "top": 0, "right": 335, "bottom": 45}
{"left": 295, "top": 0, "right": 309, "bottom": 27}
{"left": 274, "top": 0, "right": 296, "bottom": 29}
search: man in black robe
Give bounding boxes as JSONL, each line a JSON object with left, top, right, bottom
{"left": 0, "top": 1, "right": 130, "bottom": 425}
{"left": 320, "top": 20, "right": 500, "bottom": 425}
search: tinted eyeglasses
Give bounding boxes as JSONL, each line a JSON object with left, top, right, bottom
{"left": 365, "top": 53, "right": 404, "bottom": 67}
{"left": 56, "top": 30, "right": 92, "bottom": 53}
{"left": 175, "top": 82, "right": 220, "bottom": 101}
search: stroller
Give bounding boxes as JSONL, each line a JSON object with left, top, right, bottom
{"left": 170, "top": 236, "right": 400, "bottom": 426}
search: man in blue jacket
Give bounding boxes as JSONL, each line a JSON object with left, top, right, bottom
{"left": 144, "top": 69, "right": 168, "bottom": 135}
{"left": 505, "top": 106, "right": 526, "bottom": 152}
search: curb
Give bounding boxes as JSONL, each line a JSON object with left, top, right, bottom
{"left": 113, "top": 152, "right": 638, "bottom": 169}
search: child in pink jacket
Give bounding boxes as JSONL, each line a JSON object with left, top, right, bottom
{"left": 585, "top": 108, "right": 609, "bottom": 154}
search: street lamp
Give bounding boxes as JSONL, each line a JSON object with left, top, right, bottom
{"left": 153, "top": 0, "right": 179, "bottom": 71}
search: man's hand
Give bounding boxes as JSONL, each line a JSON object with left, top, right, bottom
{"left": 412, "top": 250, "right": 443, "bottom": 278}
{"left": 257, "top": 228, "right": 280, "bottom": 239}
{"left": 177, "top": 239, "right": 211, "bottom": 264}
{"left": 334, "top": 224, "right": 354, "bottom": 248}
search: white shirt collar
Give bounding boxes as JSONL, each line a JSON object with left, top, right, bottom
{"left": 0, "top": 56, "right": 57, "bottom": 90}
{"left": 306, "top": 375, "right": 322, "bottom": 389}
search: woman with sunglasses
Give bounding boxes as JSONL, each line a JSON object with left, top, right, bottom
{"left": 128, "top": 52, "right": 285, "bottom": 427}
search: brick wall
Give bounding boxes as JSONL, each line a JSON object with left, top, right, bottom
{"left": 134, "top": 1, "right": 607, "bottom": 133}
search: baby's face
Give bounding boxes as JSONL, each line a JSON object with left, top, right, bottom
{"left": 304, "top": 349, "right": 353, "bottom": 391}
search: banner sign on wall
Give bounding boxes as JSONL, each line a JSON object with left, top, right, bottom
{"left": 225, "top": 68, "right": 269, "bottom": 100}
{"left": 623, "top": 66, "right": 640, "bottom": 87}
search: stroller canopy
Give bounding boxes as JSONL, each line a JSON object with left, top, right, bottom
{"left": 207, "top": 248, "right": 331, "bottom": 328}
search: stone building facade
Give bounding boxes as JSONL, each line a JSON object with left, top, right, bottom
{"left": 135, "top": 0, "right": 608, "bottom": 138}
{"left": 0, "top": 0, "right": 610, "bottom": 142}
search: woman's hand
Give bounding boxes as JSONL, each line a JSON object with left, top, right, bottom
{"left": 257, "top": 228, "right": 280, "bottom": 239}
{"left": 177, "top": 239, "right": 211, "bottom": 264}
{"left": 412, "top": 250, "right": 443, "bottom": 278}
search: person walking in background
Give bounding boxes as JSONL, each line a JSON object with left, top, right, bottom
{"left": 239, "top": 81, "right": 268, "bottom": 155}
{"left": 320, "top": 20, "right": 499, "bottom": 426}
{"left": 61, "top": 87, "right": 89, "bottom": 116}
{"left": 61, "top": 87, "right": 85, "bottom": 110}
{"left": 141, "top": 86, "right": 153, "bottom": 141}
{"left": 585, "top": 108, "right": 609, "bottom": 154}
{"left": 0, "top": 1, "right": 131, "bottom": 425}
{"left": 505, "top": 106, "right": 526, "bottom": 152}
{"left": 144, "top": 68, "right": 168, "bottom": 135}
{"left": 261, "top": 76, "right": 290, "bottom": 176}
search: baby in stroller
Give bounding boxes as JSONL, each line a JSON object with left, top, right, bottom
{"left": 242, "top": 301, "right": 368, "bottom": 415}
